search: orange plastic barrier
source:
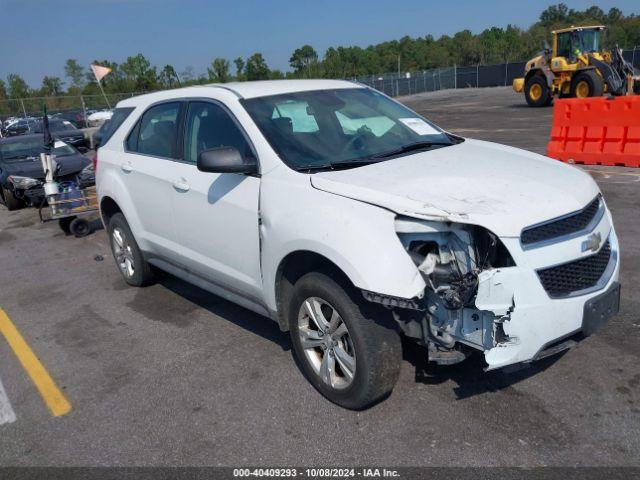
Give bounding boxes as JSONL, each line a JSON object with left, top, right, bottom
{"left": 547, "top": 96, "right": 640, "bottom": 168}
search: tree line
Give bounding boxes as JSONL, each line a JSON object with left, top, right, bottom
{"left": 1, "top": 3, "right": 638, "bottom": 110}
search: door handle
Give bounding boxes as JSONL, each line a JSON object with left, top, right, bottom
{"left": 172, "top": 179, "right": 190, "bottom": 192}
{"left": 121, "top": 162, "right": 133, "bottom": 173}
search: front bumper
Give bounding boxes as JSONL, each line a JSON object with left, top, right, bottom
{"left": 480, "top": 208, "right": 620, "bottom": 370}
{"left": 527, "top": 280, "right": 620, "bottom": 363}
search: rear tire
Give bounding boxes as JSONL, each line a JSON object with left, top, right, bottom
{"left": 59, "top": 217, "right": 74, "bottom": 235}
{"left": 1, "top": 185, "right": 23, "bottom": 211}
{"left": 69, "top": 217, "right": 90, "bottom": 237}
{"left": 107, "top": 213, "right": 155, "bottom": 287}
{"left": 571, "top": 70, "right": 604, "bottom": 98}
{"left": 289, "top": 271, "right": 401, "bottom": 410}
{"left": 525, "top": 76, "right": 551, "bottom": 107}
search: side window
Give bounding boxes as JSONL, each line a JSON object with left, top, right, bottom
{"left": 127, "top": 102, "right": 180, "bottom": 158}
{"left": 556, "top": 33, "right": 571, "bottom": 59}
{"left": 183, "top": 102, "right": 252, "bottom": 164}
{"left": 99, "top": 107, "right": 134, "bottom": 146}
{"left": 271, "top": 100, "right": 319, "bottom": 133}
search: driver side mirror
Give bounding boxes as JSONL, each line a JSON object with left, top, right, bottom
{"left": 197, "top": 146, "right": 258, "bottom": 174}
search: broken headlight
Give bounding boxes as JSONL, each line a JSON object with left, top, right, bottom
{"left": 7, "top": 175, "right": 42, "bottom": 190}
{"left": 396, "top": 216, "right": 514, "bottom": 310}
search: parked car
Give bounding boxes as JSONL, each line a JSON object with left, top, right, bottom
{"left": 87, "top": 110, "right": 113, "bottom": 127}
{"left": 3, "top": 118, "right": 39, "bottom": 136}
{"left": 96, "top": 80, "right": 620, "bottom": 409}
{"left": 51, "top": 109, "right": 89, "bottom": 129}
{"left": 0, "top": 135, "right": 92, "bottom": 210}
{"left": 2, "top": 116, "right": 21, "bottom": 130}
{"left": 32, "top": 119, "right": 89, "bottom": 152}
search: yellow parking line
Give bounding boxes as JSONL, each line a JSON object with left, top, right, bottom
{"left": 0, "top": 307, "right": 71, "bottom": 417}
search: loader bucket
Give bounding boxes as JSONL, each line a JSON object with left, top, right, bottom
{"left": 513, "top": 78, "right": 525, "bottom": 93}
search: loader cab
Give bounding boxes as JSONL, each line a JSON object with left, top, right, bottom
{"left": 552, "top": 26, "right": 605, "bottom": 67}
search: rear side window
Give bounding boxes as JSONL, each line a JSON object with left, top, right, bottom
{"left": 99, "top": 107, "right": 134, "bottom": 146}
{"left": 126, "top": 102, "right": 181, "bottom": 158}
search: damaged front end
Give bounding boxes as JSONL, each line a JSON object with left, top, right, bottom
{"left": 364, "top": 216, "right": 518, "bottom": 366}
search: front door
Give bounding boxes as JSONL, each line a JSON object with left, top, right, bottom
{"left": 170, "top": 100, "right": 262, "bottom": 301}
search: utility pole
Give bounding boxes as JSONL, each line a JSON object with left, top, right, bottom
{"left": 80, "top": 95, "right": 88, "bottom": 129}
{"left": 504, "top": 57, "right": 509, "bottom": 86}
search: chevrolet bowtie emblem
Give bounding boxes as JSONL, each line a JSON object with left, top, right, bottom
{"left": 581, "top": 232, "right": 602, "bottom": 253}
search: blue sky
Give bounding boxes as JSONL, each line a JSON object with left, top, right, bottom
{"left": 1, "top": 0, "right": 637, "bottom": 87}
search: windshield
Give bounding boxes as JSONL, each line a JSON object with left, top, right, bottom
{"left": 241, "top": 88, "right": 454, "bottom": 170}
{"left": 51, "top": 120, "right": 76, "bottom": 132}
{"left": 576, "top": 29, "right": 600, "bottom": 52}
{"left": 0, "top": 140, "right": 76, "bottom": 162}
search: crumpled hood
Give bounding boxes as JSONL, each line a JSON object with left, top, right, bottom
{"left": 310, "top": 139, "right": 600, "bottom": 237}
{"left": 2, "top": 154, "right": 90, "bottom": 180}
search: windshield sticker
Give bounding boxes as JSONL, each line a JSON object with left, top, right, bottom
{"left": 399, "top": 118, "right": 440, "bottom": 136}
{"left": 54, "top": 141, "right": 67, "bottom": 149}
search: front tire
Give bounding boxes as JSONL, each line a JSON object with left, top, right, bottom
{"left": 1, "top": 185, "right": 23, "bottom": 211}
{"left": 524, "top": 75, "right": 551, "bottom": 107}
{"left": 107, "top": 213, "right": 155, "bottom": 287}
{"left": 571, "top": 70, "right": 604, "bottom": 98}
{"left": 289, "top": 272, "right": 401, "bottom": 410}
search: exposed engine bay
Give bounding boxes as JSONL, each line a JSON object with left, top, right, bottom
{"left": 365, "top": 216, "right": 516, "bottom": 365}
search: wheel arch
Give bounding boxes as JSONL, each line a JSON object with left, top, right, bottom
{"left": 273, "top": 250, "right": 356, "bottom": 332}
{"left": 525, "top": 68, "right": 549, "bottom": 85}
{"left": 99, "top": 195, "right": 123, "bottom": 227}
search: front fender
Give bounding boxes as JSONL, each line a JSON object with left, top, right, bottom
{"left": 259, "top": 171, "right": 426, "bottom": 312}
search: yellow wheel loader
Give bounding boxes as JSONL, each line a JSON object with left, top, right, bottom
{"left": 513, "top": 25, "right": 640, "bottom": 107}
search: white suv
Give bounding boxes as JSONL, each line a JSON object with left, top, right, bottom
{"left": 96, "top": 80, "right": 620, "bottom": 409}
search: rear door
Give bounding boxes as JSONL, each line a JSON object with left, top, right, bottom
{"left": 121, "top": 101, "right": 183, "bottom": 257}
{"left": 169, "top": 100, "right": 262, "bottom": 300}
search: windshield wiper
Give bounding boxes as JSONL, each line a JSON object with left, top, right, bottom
{"left": 296, "top": 159, "right": 381, "bottom": 172}
{"left": 372, "top": 141, "right": 452, "bottom": 159}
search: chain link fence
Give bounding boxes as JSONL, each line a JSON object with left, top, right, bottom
{"left": 1, "top": 48, "right": 638, "bottom": 122}
{"left": 0, "top": 92, "right": 142, "bottom": 127}
{"left": 351, "top": 61, "right": 528, "bottom": 97}
{"left": 354, "top": 47, "right": 639, "bottom": 97}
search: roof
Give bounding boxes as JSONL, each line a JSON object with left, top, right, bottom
{"left": 117, "top": 79, "right": 363, "bottom": 107}
{"left": 204, "top": 79, "right": 361, "bottom": 99}
{"left": 552, "top": 25, "right": 606, "bottom": 34}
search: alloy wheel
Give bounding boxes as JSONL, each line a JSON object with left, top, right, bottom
{"left": 297, "top": 297, "right": 356, "bottom": 390}
{"left": 112, "top": 227, "right": 135, "bottom": 278}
